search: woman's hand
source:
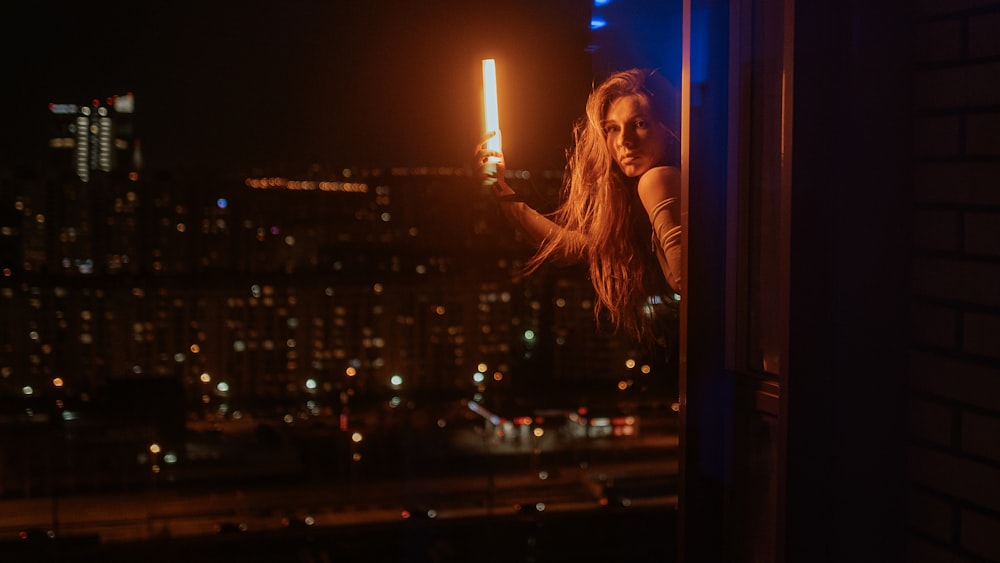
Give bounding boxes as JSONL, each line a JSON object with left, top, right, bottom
{"left": 476, "top": 131, "right": 515, "bottom": 197}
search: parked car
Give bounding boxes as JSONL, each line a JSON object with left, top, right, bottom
{"left": 281, "top": 514, "right": 316, "bottom": 528}
{"left": 401, "top": 506, "right": 438, "bottom": 520}
{"left": 213, "top": 521, "right": 248, "bottom": 534}
{"left": 18, "top": 528, "right": 55, "bottom": 542}
{"left": 599, "top": 493, "right": 633, "bottom": 509}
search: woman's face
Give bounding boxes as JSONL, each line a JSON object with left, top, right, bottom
{"left": 602, "top": 94, "right": 671, "bottom": 178}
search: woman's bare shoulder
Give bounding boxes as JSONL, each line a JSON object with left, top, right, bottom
{"left": 637, "top": 165, "right": 680, "bottom": 204}
{"left": 640, "top": 165, "right": 680, "bottom": 184}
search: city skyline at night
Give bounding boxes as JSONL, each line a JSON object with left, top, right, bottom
{"left": 0, "top": 1, "right": 988, "bottom": 561}
{"left": 2, "top": 156, "right": 661, "bottom": 401}
{"left": 0, "top": 3, "right": 685, "bottom": 558}
{"left": 0, "top": 84, "right": 676, "bottom": 501}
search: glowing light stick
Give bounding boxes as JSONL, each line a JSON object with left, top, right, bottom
{"left": 482, "top": 59, "right": 501, "bottom": 163}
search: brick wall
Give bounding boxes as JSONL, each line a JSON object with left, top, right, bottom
{"left": 909, "top": 2, "right": 1000, "bottom": 561}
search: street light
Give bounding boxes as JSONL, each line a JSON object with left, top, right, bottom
{"left": 149, "top": 443, "right": 161, "bottom": 475}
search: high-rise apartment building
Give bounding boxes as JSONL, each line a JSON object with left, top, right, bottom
{"left": 48, "top": 93, "right": 138, "bottom": 184}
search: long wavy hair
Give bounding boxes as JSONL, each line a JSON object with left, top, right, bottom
{"left": 526, "top": 68, "right": 680, "bottom": 343}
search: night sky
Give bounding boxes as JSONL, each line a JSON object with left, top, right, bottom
{"left": 1, "top": 0, "right": 595, "bottom": 174}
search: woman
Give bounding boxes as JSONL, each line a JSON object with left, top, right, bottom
{"left": 477, "top": 68, "right": 681, "bottom": 346}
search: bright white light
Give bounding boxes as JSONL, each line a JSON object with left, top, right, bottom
{"left": 482, "top": 59, "right": 502, "bottom": 160}
{"left": 305, "top": 378, "right": 317, "bottom": 390}
{"left": 216, "top": 382, "right": 230, "bottom": 393}
{"left": 390, "top": 374, "right": 403, "bottom": 387}
{"left": 473, "top": 372, "right": 485, "bottom": 383}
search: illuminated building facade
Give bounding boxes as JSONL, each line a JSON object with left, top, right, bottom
{"left": 0, "top": 100, "right": 676, "bottom": 497}
{"left": 48, "top": 93, "right": 138, "bottom": 184}
{"left": 1, "top": 95, "right": 664, "bottom": 442}
{"left": 1, "top": 162, "right": 656, "bottom": 415}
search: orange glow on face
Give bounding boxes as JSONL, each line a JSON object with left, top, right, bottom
{"left": 603, "top": 94, "right": 671, "bottom": 178}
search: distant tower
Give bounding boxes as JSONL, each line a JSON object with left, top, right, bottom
{"left": 48, "top": 92, "right": 138, "bottom": 182}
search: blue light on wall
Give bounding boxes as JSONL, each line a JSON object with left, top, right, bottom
{"left": 690, "top": 7, "right": 709, "bottom": 85}
{"left": 589, "top": 0, "right": 681, "bottom": 85}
